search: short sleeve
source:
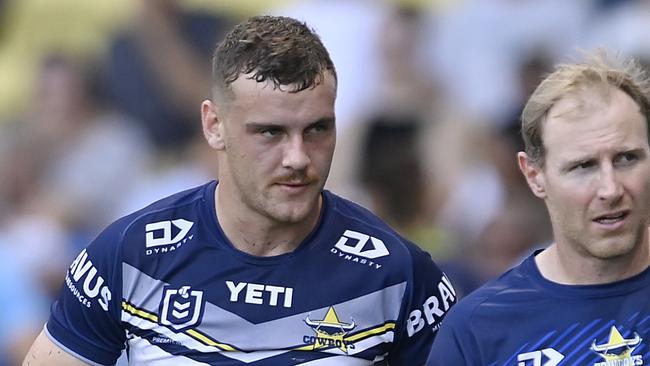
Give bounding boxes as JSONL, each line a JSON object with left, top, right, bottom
{"left": 426, "top": 299, "right": 481, "bottom": 366}
{"left": 46, "top": 222, "right": 126, "bottom": 365}
{"left": 426, "top": 313, "right": 467, "bottom": 365}
{"left": 388, "top": 245, "right": 458, "bottom": 365}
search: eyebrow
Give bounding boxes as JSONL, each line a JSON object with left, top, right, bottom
{"left": 245, "top": 117, "right": 336, "bottom": 131}
{"left": 560, "top": 147, "right": 647, "bottom": 171}
{"left": 623, "top": 147, "right": 648, "bottom": 159}
{"left": 245, "top": 122, "right": 283, "bottom": 131}
{"left": 308, "top": 117, "right": 336, "bottom": 127}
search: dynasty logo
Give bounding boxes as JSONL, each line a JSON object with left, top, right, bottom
{"left": 303, "top": 307, "right": 356, "bottom": 353}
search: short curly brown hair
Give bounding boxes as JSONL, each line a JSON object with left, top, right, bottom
{"left": 212, "top": 15, "right": 336, "bottom": 98}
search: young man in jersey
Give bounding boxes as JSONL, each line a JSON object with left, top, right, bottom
{"left": 24, "top": 15, "right": 455, "bottom": 365}
{"left": 427, "top": 51, "right": 650, "bottom": 365}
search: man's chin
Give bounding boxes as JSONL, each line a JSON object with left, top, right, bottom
{"left": 589, "top": 235, "right": 640, "bottom": 259}
{"left": 268, "top": 203, "right": 319, "bottom": 225}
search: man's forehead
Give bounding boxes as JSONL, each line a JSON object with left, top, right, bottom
{"left": 548, "top": 87, "right": 611, "bottom": 123}
{"left": 543, "top": 87, "right": 648, "bottom": 161}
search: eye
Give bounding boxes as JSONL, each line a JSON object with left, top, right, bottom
{"left": 570, "top": 160, "right": 595, "bottom": 171}
{"left": 260, "top": 127, "right": 283, "bottom": 138}
{"left": 308, "top": 124, "right": 326, "bottom": 134}
{"left": 564, "top": 159, "right": 594, "bottom": 173}
{"left": 306, "top": 121, "right": 333, "bottom": 135}
{"left": 614, "top": 152, "right": 638, "bottom": 166}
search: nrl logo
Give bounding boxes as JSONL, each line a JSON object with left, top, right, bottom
{"left": 303, "top": 306, "right": 356, "bottom": 353}
{"left": 159, "top": 285, "right": 204, "bottom": 332}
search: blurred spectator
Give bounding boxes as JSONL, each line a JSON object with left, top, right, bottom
{"left": 1, "top": 212, "right": 70, "bottom": 300}
{"left": 0, "top": 240, "right": 49, "bottom": 366}
{"left": 423, "top": 113, "right": 506, "bottom": 248}
{"left": 103, "top": 0, "right": 233, "bottom": 151}
{"left": 500, "top": 51, "right": 554, "bottom": 156}
{"left": 586, "top": 0, "right": 650, "bottom": 59}
{"left": 0, "top": 0, "right": 133, "bottom": 121}
{"left": 358, "top": 113, "right": 483, "bottom": 297}
{"left": 326, "top": 3, "right": 444, "bottom": 200}
{"left": 359, "top": 115, "right": 433, "bottom": 239}
{"left": 427, "top": 0, "right": 590, "bottom": 124}
{"left": 25, "top": 54, "right": 153, "bottom": 238}
{"left": 277, "top": 0, "right": 389, "bottom": 132}
{"left": 0, "top": 53, "right": 155, "bottom": 305}
{"left": 421, "top": 47, "right": 555, "bottom": 284}
{"left": 374, "top": 5, "right": 443, "bottom": 116}
{"left": 115, "top": 135, "right": 216, "bottom": 216}
{"left": 467, "top": 195, "right": 551, "bottom": 282}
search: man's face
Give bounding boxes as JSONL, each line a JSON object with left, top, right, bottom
{"left": 207, "top": 73, "right": 336, "bottom": 225}
{"left": 524, "top": 87, "right": 650, "bottom": 261}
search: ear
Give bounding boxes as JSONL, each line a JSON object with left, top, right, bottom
{"left": 201, "top": 100, "right": 225, "bottom": 150}
{"left": 517, "top": 151, "right": 546, "bottom": 198}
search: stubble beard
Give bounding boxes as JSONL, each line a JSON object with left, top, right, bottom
{"left": 563, "top": 218, "right": 646, "bottom": 261}
{"left": 242, "top": 180, "right": 321, "bottom": 225}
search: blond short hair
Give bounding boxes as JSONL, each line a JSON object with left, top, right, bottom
{"left": 521, "top": 50, "right": 650, "bottom": 166}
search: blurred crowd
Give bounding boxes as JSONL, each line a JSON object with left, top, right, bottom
{"left": 1, "top": 0, "right": 649, "bottom": 364}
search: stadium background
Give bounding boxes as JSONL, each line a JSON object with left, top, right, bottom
{"left": 0, "top": 0, "right": 646, "bottom": 364}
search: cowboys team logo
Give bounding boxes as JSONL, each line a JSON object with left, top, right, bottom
{"left": 303, "top": 307, "right": 356, "bottom": 353}
{"left": 591, "top": 326, "right": 643, "bottom": 366}
{"left": 160, "top": 285, "right": 204, "bottom": 331}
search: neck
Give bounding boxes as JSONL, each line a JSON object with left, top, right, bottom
{"left": 536, "top": 233, "right": 650, "bottom": 285}
{"left": 214, "top": 183, "right": 322, "bottom": 257}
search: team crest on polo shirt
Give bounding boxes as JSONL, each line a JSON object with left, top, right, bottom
{"left": 591, "top": 326, "right": 643, "bottom": 366}
{"left": 160, "top": 285, "right": 204, "bottom": 331}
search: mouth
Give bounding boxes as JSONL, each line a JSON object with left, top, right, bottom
{"left": 274, "top": 180, "right": 314, "bottom": 193}
{"left": 276, "top": 181, "right": 311, "bottom": 187}
{"left": 592, "top": 210, "right": 630, "bottom": 226}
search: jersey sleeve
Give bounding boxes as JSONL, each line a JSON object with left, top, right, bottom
{"left": 424, "top": 310, "right": 470, "bottom": 365}
{"left": 387, "top": 244, "right": 457, "bottom": 365}
{"left": 45, "top": 221, "right": 127, "bottom": 365}
{"left": 425, "top": 296, "right": 483, "bottom": 366}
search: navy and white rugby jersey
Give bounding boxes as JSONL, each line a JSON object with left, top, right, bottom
{"left": 427, "top": 250, "right": 650, "bottom": 366}
{"left": 46, "top": 181, "right": 455, "bottom": 365}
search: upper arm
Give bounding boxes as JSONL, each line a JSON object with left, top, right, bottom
{"left": 426, "top": 299, "right": 482, "bottom": 366}
{"left": 426, "top": 316, "right": 468, "bottom": 366}
{"left": 23, "top": 330, "right": 90, "bottom": 366}
{"left": 388, "top": 247, "right": 458, "bottom": 364}
{"left": 44, "top": 223, "right": 127, "bottom": 365}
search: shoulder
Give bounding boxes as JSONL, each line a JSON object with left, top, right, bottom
{"left": 443, "top": 259, "right": 534, "bottom": 327}
{"left": 89, "top": 181, "right": 215, "bottom": 257}
{"left": 324, "top": 191, "right": 428, "bottom": 263}
{"left": 322, "top": 191, "right": 452, "bottom": 310}
{"left": 119, "top": 181, "right": 213, "bottom": 229}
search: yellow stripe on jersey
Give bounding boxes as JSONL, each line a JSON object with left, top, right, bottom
{"left": 346, "top": 322, "right": 396, "bottom": 343}
{"left": 186, "top": 329, "right": 237, "bottom": 351}
{"left": 122, "top": 301, "right": 159, "bottom": 323}
{"left": 121, "top": 301, "right": 239, "bottom": 352}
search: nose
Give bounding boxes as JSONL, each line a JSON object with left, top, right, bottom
{"left": 282, "top": 135, "right": 310, "bottom": 171}
{"left": 597, "top": 166, "right": 623, "bottom": 202}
